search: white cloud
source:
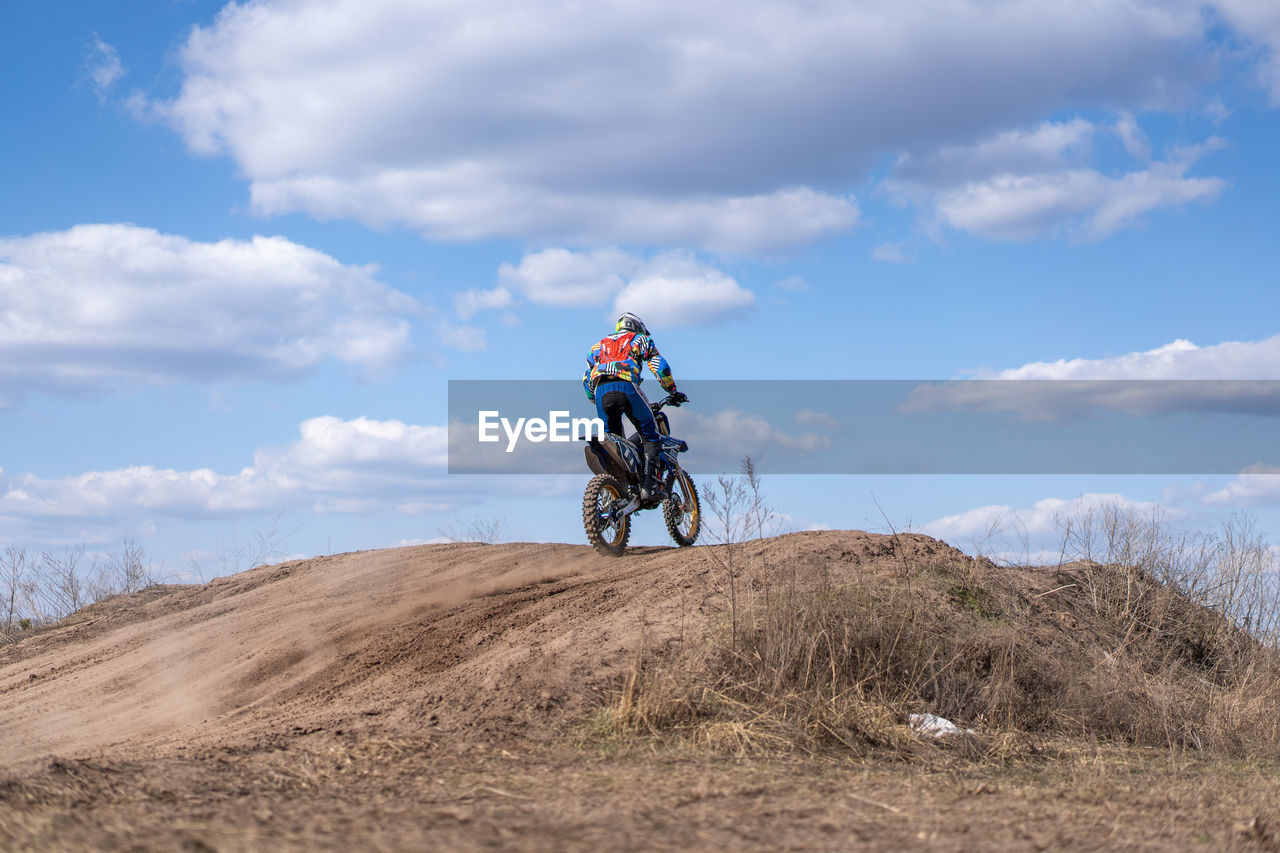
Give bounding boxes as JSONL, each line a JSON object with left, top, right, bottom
{"left": 1, "top": 425, "right": 583, "bottom": 548}
{"left": 872, "top": 242, "right": 911, "bottom": 263}
{"left": 934, "top": 162, "right": 1223, "bottom": 241}
{"left": 893, "top": 119, "right": 1097, "bottom": 187}
{"left": 613, "top": 253, "right": 754, "bottom": 327}
{"left": 495, "top": 248, "right": 754, "bottom": 327}
{"left": 392, "top": 536, "right": 457, "bottom": 547}
{"left": 794, "top": 409, "right": 839, "bottom": 430}
{"left": 925, "top": 493, "right": 1147, "bottom": 539}
{"left": 901, "top": 334, "right": 1280, "bottom": 421}
{"left": 149, "top": 0, "right": 1219, "bottom": 250}
{"left": 922, "top": 492, "right": 1161, "bottom": 559}
{"left": 87, "top": 34, "right": 124, "bottom": 101}
{"left": 1213, "top": 0, "right": 1280, "bottom": 102}
{"left": 251, "top": 179, "right": 857, "bottom": 254}
{"left": 0, "top": 224, "right": 426, "bottom": 403}
{"left": 454, "top": 286, "right": 514, "bottom": 319}
{"left": 499, "top": 248, "right": 637, "bottom": 307}
{"left": 982, "top": 334, "right": 1280, "bottom": 380}
{"left": 1204, "top": 465, "right": 1280, "bottom": 506}
{"left": 1115, "top": 111, "right": 1152, "bottom": 161}
{"left": 888, "top": 118, "right": 1226, "bottom": 241}
{"left": 0, "top": 416, "right": 450, "bottom": 523}
{"left": 904, "top": 378, "right": 1280, "bottom": 422}
{"left": 1205, "top": 98, "right": 1232, "bottom": 124}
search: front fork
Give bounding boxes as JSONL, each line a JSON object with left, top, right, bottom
{"left": 663, "top": 467, "right": 687, "bottom": 513}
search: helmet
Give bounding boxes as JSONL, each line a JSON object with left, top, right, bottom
{"left": 616, "top": 312, "right": 649, "bottom": 336}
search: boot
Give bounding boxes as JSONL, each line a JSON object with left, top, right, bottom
{"left": 641, "top": 440, "right": 665, "bottom": 504}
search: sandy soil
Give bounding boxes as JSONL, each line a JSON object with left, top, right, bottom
{"left": 3, "top": 531, "right": 1279, "bottom": 850}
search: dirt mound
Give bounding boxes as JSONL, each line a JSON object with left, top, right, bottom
{"left": 613, "top": 532, "right": 1279, "bottom": 759}
{"left": 0, "top": 531, "right": 973, "bottom": 769}
{"left": 5, "top": 529, "right": 1280, "bottom": 851}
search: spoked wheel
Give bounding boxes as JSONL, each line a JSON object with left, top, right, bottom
{"left": 583, "top": 473, "right": 631, "bottom": 556}
{"left": 663, "top": 468, "right": 700, "bottom": 547}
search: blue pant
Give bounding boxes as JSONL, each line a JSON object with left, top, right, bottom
{"left": 594, "top": 381, "right": 660, "bottom": 442}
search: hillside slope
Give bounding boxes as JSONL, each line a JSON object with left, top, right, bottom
{"left": 0, "top": 531, "right": 964, "bottom": 768}
{"left": 0, "top": 542, "right": 656, "bottom": 766}
{"left": 5, "top": 531, "right": 1280, "bottom": 852}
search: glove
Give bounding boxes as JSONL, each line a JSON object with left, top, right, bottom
{"left": 669, "top": 389, "right": 688, "bottom": 405}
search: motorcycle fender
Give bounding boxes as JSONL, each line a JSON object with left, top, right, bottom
{"left": 585, "top": 439, "right": 631, "bottom": 482}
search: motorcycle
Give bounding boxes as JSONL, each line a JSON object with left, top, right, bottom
{"left": 581, "top": 394, "right": 700, "bottom": 556}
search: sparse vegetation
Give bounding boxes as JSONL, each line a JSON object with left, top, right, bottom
{"left": 608, "top": 484, "right": 1280, "bottom": 762}
{"left": 0, "top": 540, "right": 165, "bottom": 637}
{"left": 4, "top": 513, "right": 1280, "bottom": 850}
{"left": 699, "top": 456, "right": 776, "bottom": 652}
{"left": 196, "top": 511, "right": 300, "bottom": 579}
{"left": 439, "top": 514, "right": 509, "bottom": 544}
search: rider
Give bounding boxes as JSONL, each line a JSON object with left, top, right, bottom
{"left": 584, "top": 312, "right": 687, "bottom": 500}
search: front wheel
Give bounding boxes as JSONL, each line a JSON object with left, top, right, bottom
{"left": 663, "top": 469, "right": 700, "bottom": 547}
{"left": 583, "top": 473, "right": 631, "bottom": 556}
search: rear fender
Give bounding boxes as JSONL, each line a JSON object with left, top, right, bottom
{"left": 585, "top": 438, "right": 635, "bottom": 482}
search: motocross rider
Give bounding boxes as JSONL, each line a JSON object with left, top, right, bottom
{"left": 584, "top": 312, "right": 687, "bottom": 501}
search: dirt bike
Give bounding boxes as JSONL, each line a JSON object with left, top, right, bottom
{"left": 581, "top": 394, "right": 700, "bottom": 556}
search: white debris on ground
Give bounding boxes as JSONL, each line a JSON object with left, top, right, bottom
{"left": 908, "top": 713, "right": 975, "bottom": 738}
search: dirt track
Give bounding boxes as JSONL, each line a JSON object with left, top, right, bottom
{"left": 3, "top": 532, "right": 1280, "bottom": 850}
{"left": 0, "top": 538, "right": 735, "bottom": 768}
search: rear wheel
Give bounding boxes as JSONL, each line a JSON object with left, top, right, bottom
{"left": 663, "top": 469, "right": 700, "bottom": 546}
{"left": 583, "top": 473, "right": 631, "bottom": 556}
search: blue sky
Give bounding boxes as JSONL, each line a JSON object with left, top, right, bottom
{"left": 3, "top": 0, "right": 1280, "bottom": 574}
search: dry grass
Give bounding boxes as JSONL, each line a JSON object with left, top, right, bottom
{"left": 607, "top": 506, "right": 1280, "bottom": 762}
{"left": 7, "top": 739, "right": 1280, "bottom": 851}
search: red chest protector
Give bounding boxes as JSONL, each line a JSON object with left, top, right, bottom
{"left": 598, "top": 332, "right": 636, "bottom": 365}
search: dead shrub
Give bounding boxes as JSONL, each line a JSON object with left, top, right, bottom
{"left": 608, "top": 501, "right": 1280, "bottom": 761}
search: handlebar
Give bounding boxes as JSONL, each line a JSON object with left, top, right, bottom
{"left": 650, "top": 393, "right": 688, "bottom": 412}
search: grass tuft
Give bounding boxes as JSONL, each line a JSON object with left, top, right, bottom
{"left": 604, "top": 507, "right": 1280, "bottom": 762}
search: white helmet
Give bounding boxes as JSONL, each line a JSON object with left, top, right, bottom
{"left": 615, "top": 312, "right": 649, "bottom": 336}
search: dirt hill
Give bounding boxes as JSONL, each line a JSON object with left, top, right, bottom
{"left": 0, "top": 542, "right": 653, "bottom": 766}
{"left": 0, "top": 532, "right": 971, "bottom": 766}
{"left": 3, "top": 530, "right": 1279, "bottom": 851}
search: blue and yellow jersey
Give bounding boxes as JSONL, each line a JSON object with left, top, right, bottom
{"left": 583, "top": 331, "right": 676, "bottom": 400}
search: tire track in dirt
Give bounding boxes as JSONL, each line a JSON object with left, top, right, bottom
{"left": 240, "top": 543, "right": 723, "bottom": 747}
{"left": 0, "top": 532, "right": 951, "bottom": 770}
{"left": 0, "top": 540, "right": 723, "bottom": 768}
